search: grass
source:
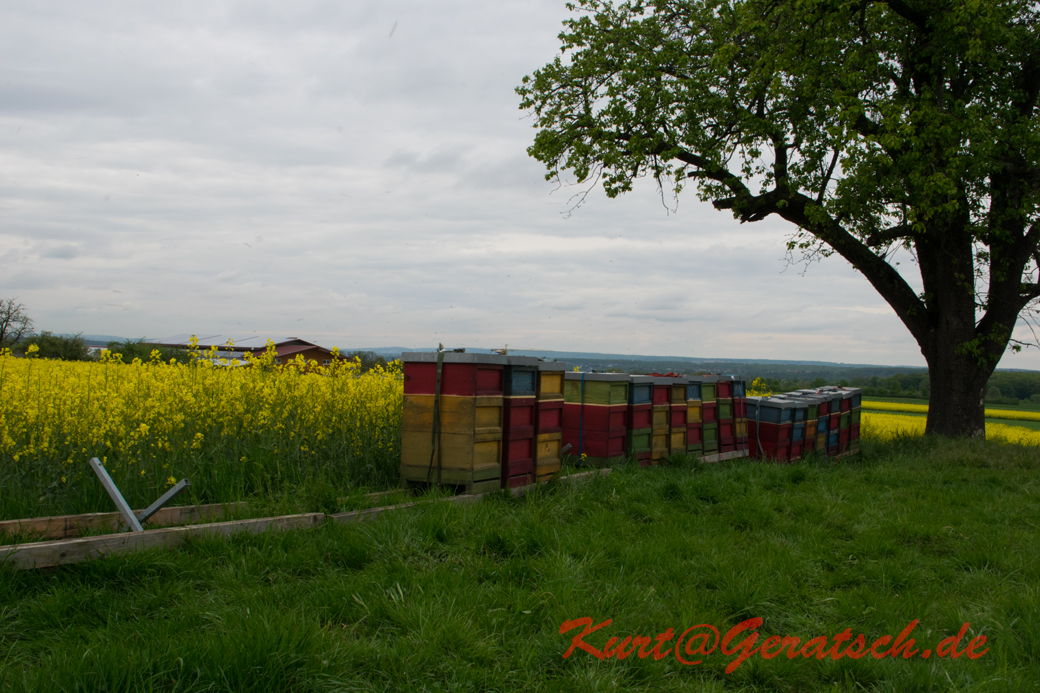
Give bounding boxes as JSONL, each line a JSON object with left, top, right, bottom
{"left": 2, "top": 436, "right": 1038, "bottom": 691}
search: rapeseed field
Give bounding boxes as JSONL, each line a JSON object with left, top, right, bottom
{"left": 0, "top": 342, "right": 402, "bottom": 520}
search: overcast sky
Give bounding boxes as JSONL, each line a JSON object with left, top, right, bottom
{"left": 1, "top": 1, "right": 1037, "bottom": 369}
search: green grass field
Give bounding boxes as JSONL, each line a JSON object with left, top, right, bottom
{"left": 2, "top": 436, "right": 1038, "bottom": 692}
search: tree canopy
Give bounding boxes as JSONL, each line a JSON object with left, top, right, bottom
{"left": 518, "top": 0, "right": 1040, "bottom": 437}
{"left": 0, "top": 298, "right": 34, "bottom": 349}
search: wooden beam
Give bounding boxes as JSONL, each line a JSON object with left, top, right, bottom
{"left": 0, "top": 513, "right": 324, "bottom": 570}
{"left": 0, "top": 502, "right": 248, "bottom": 541}
{"left": 2, "top": 466, "right": 614, "bottom": 569}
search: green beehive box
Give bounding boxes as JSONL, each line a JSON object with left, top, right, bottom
{"left": 626, "top": 428, "right": 652, "bottom": 454}
{"left": 701, "top": 375, "right": 718, "bottom": 403}
{"left": 703, "top": 422, "right": 718, "bottom": 448}
{"left": 718, "top": 398, "right": 733, "bottom": 420}
{"left": 851, "top": 408, "right": 861, "bottom": 425}
{"left": 564, "top": 372, "right": 629, "bottom": 405}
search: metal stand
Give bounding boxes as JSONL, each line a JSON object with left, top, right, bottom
{"left": 88, "top": 457, "right": 190, "bottom": 532}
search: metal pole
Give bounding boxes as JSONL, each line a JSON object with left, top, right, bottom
{"left": 136, "top": 479, "right": 190, "bottom": 523}
{"left": 88, "top": 457, "right": 144, "bottom": 532}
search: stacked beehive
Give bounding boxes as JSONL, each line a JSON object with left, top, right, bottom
{"left": 849, "top": 388, "right": 862, "bottom": 453}
{"left": 563, "top": 372, "right": 629, "bottom": 465}
{"left": 501, "top": 356, "right": 541, "bottom": 488}
{"left": 716, "top": 375, "right": 737, "bottom": 454}
{"left": 400, "top": 352, "right": 505, "bottom": 494}
{"left": 788, "top": 397, "right": 808, "bottom": 461}
{"left": 786, "top": 391, "right": 825, "bottom": 456}
{"left": 747, "top": 395, "right": 795, "bottom": 462}
{"left": 824, "top": 390, "right": 843, "bottom": 455}
{"left": 732, "top": 377, "right": 749, "bottom": 456}
{"left": 686, "top": 378, "right": 704, "bottom": 458}
{"left": 701, "top": 375, "right": 719, "bottom": 457}
{"left": 534, "top": 362, "right": 565, "bottom": 482}
{"left": 818, "top": 386, "right": 862, "bottom": 454}
{"left": 626, "top": 375, "right": 654, "bottom": 466}
{"left": 650, "top": 377, "right": 673, "bottom": 462}
{"left": 669, "top": 376, "right": 689, "bottom": 457}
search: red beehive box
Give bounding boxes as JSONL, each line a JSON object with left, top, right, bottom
{"left": 719, "top": 420, "right": 735, "bottom": 446}
{"left": 563, "top": 430, "right": 626, "bottom": 460}
{"left": 628, "top": 405, "right": 652, "bottom": 430}
{"left": 652, "top": 379, "right": 672, "bottom": 405}
{"left": 500, "top": 356, "right": 540, "bottom": 488}
{"left": 404, "top": 356, "right": 504, "bottom": 397}
{"left": 702, "top": 402, "right": 717, "bottom": 423}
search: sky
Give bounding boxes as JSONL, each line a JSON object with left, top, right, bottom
{"left": 1, "top": 1, "right": 1037, "bottom": 370}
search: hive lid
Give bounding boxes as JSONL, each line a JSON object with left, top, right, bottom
{"left": 537, "top": 361, "right": 567, "bottom": 371}
{"left": 401, "top": 352, "right": 507, "bottom": 364}
{"left": 505, "top": 355, "right": 541, "bottom": 367}
{"left": 747, "top": 396, "right": 798, "bottom": 410}
{"left": 563, "top": 372, "right": 629, "bottom": 381}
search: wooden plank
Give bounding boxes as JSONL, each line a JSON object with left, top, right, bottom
{"left": 0, "top": 502, "right": 248, "bottom": 541}
{"left": 400, "top": 464, "right": 500, "bottom": 485}
{"left": 0, "top": 513, "right": 325, "bottom": 570}
{"left": 3, "top": 467, "right": 615, "bottom": 570}
{"left": 400, "top": 430, "right": 502, "bottom": 470}
{"left": 402, "top": 394, "right": 503, "bottom": 435}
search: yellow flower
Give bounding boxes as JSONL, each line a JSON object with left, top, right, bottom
{"left": 167, "top": 476, "right": 177, "bottom": 487}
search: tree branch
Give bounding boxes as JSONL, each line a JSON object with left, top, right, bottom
{"left": 881, "top": 0, "right": 929, "bottom": 32}
{"left": 866, "top": 224, "right": 914, "bottom": 247}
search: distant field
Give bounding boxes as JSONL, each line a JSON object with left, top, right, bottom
{"left": 863, "top": 400, "right": 1040, "bottom": 432}
{"left": 865, "top": 395, "right": 1040, "bottom": 413}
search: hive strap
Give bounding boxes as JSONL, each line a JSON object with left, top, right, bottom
{"left": 577, "top": 372, "right": 585, "bottom": 464}
{"left": 427, "top": 344, "right": 445, "bottom": 484}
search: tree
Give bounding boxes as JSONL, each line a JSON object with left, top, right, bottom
{"left": 344, "top": 350, "right": 388, "bottom": 372}
{"left": 0, "top": 298, "right": 34, "bottom": 348}
{"left": 518, "top": 0, "right": 1040, "bottom": 438}
{"left": 17, "top": 332, "right": 90, "bottom": 361}
{"left": 106, "top": 339, "right": 191, "bottom": 364}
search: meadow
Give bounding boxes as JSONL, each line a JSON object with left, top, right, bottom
{"left": 1, "top": 434, "right": 1038, "bottom": 692}
{"left": 0, "top": 345, "right": 402, "bottom": 522}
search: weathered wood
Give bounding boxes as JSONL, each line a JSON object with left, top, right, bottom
{"left": 402, "top": 394, "right": 503, "bottom": 435}
{"left": 400, "top": 430, "right": 502, "bottom": 471}
{"left": 3, "top": 466, "right": 613, "bottom": 570}
{"left": 400, "top": 464, "right": 501, "bottom": 485}
{"left": 0, "top": 502, "right": 248, "bottom": 541}
{"left": 0, "top": 513, "right": 325, "bottom": 570}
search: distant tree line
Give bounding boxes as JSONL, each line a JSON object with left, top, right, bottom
{"left": 751, "top": 372, "right": 1040, "bottom": 405}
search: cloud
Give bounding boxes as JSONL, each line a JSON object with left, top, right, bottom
{"left": 0, "top": 1, "right": 1032, "bottom": 370}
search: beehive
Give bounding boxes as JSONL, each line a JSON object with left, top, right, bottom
{"left": 747, "top": 396, "right": 796, "bottom": 462}
{"left": 669, "top": 376, "right": 689, "bottom": 456}
{"left": 534, "top": 362, "right": 566, "bottom": 482}
{"left": 626, "top": 375, "right": 654, "bottom": 466}
{"left": 400, "top": 352, "right": 506, "bottom": 493}
{"left": 686, "top": 376, "right": 704, "bottom": 457}
{"left": 563, "top": 372, "right": 629, "bottom": 466}
{"left": 501, "top": 356, "right": 541, "bottom": 488}
{"left": 732, "top": 377, "right": 749, "bottom": 457}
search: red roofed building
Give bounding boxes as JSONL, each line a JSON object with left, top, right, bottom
{"left": 148, "top": 335, "right": 345, "bottom": 367}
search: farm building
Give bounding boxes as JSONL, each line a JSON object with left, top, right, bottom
{"left": 149, "top": 335, "right": 345, "bottom": 366}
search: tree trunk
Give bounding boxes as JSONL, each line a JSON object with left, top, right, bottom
{"left": 922, "top": 336, "right": 991, "bottom": 439}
